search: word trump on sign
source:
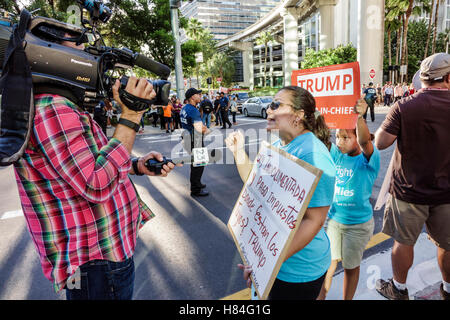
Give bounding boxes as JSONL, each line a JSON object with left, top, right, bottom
{"left": 296, "top": 68, "right": 354, "bottom": 97}
{"left": 292, "top": 62, "right": 361, "bottom": 129}
{"left": 228, "top": 142, "right": 322, "bottom": 300}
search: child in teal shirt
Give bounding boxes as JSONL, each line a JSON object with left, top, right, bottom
{"left": 318, "top": 100, "right": 380, "bottom": 300}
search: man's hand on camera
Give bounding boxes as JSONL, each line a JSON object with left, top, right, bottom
{"left": 136, "top": 151, "right": 180, "bottom": 177}
{"left": 112, "top": 77, "right": 156, "bottom": 123}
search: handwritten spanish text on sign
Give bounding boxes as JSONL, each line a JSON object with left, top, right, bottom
{"left": 228, "top": 142, "right": 322, "bottom": 300}
{"left": 291, "top": 62, "right": 361, "bottom": 129}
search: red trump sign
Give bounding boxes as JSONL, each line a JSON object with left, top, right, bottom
{"left": 291, "top": 62, "right": 361, "bottom": 129}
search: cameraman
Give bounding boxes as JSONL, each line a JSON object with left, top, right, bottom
{"left": 13, "top": 31, "right": 177, "bottom": 300}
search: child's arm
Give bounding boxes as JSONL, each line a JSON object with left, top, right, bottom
{"left": 354, "top": 98, "right": 374, "bottom": 160}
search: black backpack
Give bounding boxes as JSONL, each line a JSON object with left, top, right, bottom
{"left": 0, "top": 10, "right": 34, "bottom": 166}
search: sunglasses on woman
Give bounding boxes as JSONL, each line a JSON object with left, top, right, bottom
{"left": 268, "top": 101, "right": 281, "bottom": 110}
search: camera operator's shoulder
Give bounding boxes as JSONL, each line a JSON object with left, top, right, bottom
{"left": 34, "top": 94, "right": 81, "bottom": 115}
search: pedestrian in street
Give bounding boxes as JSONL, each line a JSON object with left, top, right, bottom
{"left": 362, "top": 82, "right": 377, "bottom": 122}
{"left": 317, "top": 99, "right": 380, "bottom": 300}
{"left": 376, "top": 83, "right": 382, "bottom": 105}
{"left": 158, "top": 105, "right": 165, "bottom": 130}
{"left": 172, "top": 98, "right": 183, "bottom": 130}
{"left": 163, "top": 100, "right": 173, "bottom": 133}
{"left": 219, "top": 92, "right": 232, "bottom": 129}
{"left": 408, "top": 83, "right": 415, "bottom": 96}
{"left": 149, "top": 105, "right": 158, "bottom": 127}
{"left": 225, "top": 86, "right": 336, "bottom": 300}
{"left": 402, "top": 82, "right": 409, "bottom": 97}
{"left": 180, "top": 88, "right": 210, "bottom": 197}
{"left": 199, "top": 95, "right": 213, "bottom": 128}
{"left": 213, "top": 94, "right": 222, "bottom": 127}
{"left": 393, "top": 83, "right": 403, "bottom": 103}
{"left": 374, "top": 53, "right": 450, "bottom": 300}
{"left": 383, "top": 82, "right": 393, "bottom": 106}
{"left": 139, "top": 113, "right": 145, "bottom": 134}
{"left": 230, "top": 96, "right": 238, "bottom": 125}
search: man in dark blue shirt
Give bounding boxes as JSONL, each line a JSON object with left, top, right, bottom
{"left": 363, "top": 82, "right": 377, "bottom": 122}
{"left": 180, "top": 88, "right": 210, "bottom": 197}
{"left": 218, "top": 92, "right": 232, "bottom": 129}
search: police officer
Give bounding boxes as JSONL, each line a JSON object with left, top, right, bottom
{"left": 180, "top": 88, "right": 210, "bottom": 197}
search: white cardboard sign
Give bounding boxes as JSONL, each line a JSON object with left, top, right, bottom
{"left": 227, "top": 142, "right": 322, "bottom": 300}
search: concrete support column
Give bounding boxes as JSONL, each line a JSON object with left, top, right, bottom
{"left": 280, "top": 7, "right": 299, "bottom": 86}
{"left": 269, "top": 45, "right": 274, "bottom": 87}
{"left": 318, "top": 0, "right": 335, "bottom": 50}
{"left": 357, "top": 0, "right": 385, "bottom": 85}
{"left": 230, "top": 41, "right": 254, "bottom": 90}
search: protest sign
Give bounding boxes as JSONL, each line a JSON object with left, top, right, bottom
{"left": 291, "top": 62, "right": 361, "bottom": 129}
{"left": 227, "top": 142, "right": 322, "bottom": 300}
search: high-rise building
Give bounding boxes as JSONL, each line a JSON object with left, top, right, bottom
{"left": 180, "top": 0, "right": 281, "bottom": 42}
{"left": 180, "top": 0, "right": 281, "bottom": 84}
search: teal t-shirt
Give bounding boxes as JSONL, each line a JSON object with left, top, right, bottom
{"left": 273, "top": 132, "right": 336, "bottom": 283}
{"left": 328, "top": 143, "right": 380, "bottom": 225}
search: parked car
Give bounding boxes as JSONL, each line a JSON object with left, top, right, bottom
{"left": 235, "top": 92, "right": 250, "bottom": 113}
{"left": 241, "top": 96, "right": 273, "bottom": 119}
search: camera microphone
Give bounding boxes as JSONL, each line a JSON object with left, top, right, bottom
{"left": 134, "top": 53, "right": 171, "bottom": 80}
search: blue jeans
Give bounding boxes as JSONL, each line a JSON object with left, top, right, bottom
{"left": 65, "top": 257, "right": 135, "bottom": 300}
{"left": 202, "top": 113, "right": 211, "bottom": 128}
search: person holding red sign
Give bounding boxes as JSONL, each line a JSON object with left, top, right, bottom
{"left": 317, "top": 99, "right": 380, "bottom": 300}
{"left": 226, "top": 86, "right": 336, "bottom": 300}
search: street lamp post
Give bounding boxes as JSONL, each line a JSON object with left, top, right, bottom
{"left": 170, "top": 0, "right": 185, "bottom": 102}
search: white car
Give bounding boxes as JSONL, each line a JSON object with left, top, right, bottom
{"left": 241, "top": 96, "right": 273, "bottom": 119}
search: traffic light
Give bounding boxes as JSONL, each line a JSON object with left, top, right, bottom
{"left": 207, "top": 77, "right": 212, "bottom": 85}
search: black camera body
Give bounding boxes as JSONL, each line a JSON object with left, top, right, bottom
{"left": 0, "top": 5, "right": 171, "bottom": 110}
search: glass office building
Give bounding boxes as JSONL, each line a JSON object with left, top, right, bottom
{"left": 180, "top": 0, "right": 281, "bottom": 42}
{"left": 180, "top": 0, "right": 281, "bottom": 84}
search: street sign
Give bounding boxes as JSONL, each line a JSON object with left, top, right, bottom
{"left": 400, "top": 65, "right": 407, "bottom": 75}
{"left": 217, "top": 77, "right": 222, "bottom": 83}
{"left": 369, "top": 69, "right": 376, "bottom": 79}
{"left": 195, "top": 52, "right": 203, "bottom": 63}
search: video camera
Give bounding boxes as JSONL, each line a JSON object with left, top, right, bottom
{"left": 0, "top": 0, "right": 171, "bottom": 110}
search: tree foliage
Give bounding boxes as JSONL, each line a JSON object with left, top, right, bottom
{"left": 0, "top": 0, "right": 199, "bottom": 77}
{"left": 301, "top": 43, "right": 357, "bottom": 69}
{"left": 385, "top": 20, "right": 449, "bottom": 80}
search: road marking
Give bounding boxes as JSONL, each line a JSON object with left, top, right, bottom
{"left": 220, "top": 231, "right": 392, "bottom": 300}
{"left": 1, "top": 209, "right": 23, "bottom": 220}
{"left": 365, "top": 232, "right": 391, "bottom": 250}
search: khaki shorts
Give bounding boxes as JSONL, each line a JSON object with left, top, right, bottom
{"left": 326, "top": 218, "right": 374, "bottom": 269}
{"left": 382, "top": 195, "right": 450, "bottom": 250}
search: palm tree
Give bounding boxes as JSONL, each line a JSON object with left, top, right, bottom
{"left": 185, "top": 18, "right": 205, "bottom": 41}
{"left": 386, "top": 0, "right": 430, "bottom": 81}
{"left": 424, "top": 0, "right": 435, "bottom": 58}
{"left": 255, "top": 30, "right": 274, "bottom": 88}
{"left": 431, "top": 0, "right": 445, "bottom": 54}
{"left": 185, "top": 18, "right": 208, "bottom": 88}
{"left": 386, "top": 19, "right": 401, "bottom": 82}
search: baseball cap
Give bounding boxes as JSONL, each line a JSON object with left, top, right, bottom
{"left": 185, "top": 88, "right": 202, "bottom": 100}
{"left": 419, "top": 53, "right": 450, "bottom": 81}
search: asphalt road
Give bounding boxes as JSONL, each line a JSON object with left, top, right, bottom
{"left": 0, "top": 108, "right": 395, "bottom": 300}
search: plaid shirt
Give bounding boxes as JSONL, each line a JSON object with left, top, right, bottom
{"left": 13, "top": 94, "right": 154, "bottom": 293}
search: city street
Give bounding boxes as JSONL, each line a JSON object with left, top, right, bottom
{"left": 0, "top": 107, "right": 438, "bottom": 300}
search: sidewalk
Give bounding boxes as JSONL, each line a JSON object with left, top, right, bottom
{"left": 326, "top": 232, "right": 443, "bottom": 300}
